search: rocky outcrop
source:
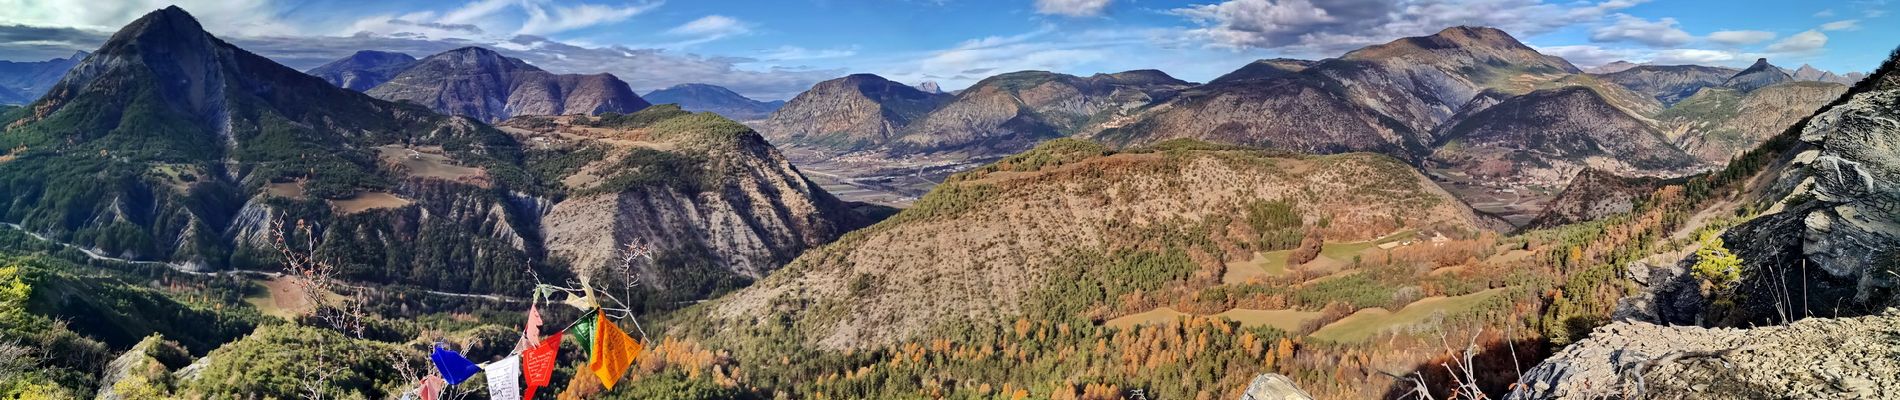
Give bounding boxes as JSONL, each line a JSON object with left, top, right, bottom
{"left": 1240, "top": 374, "right": 1315, "bottom": 400}
{"left": 756, "top": 73, "right": 949, "bottom": 152}
{"left": 1595, "top": 64, "right": 1738, "bottom": 105}
{"left": 642, "top": 83, "right": 783, "bottom": 121}
{"left": 1509, "top": 310, "right": 1900, "bottom": 399}
{"left": 304, "top": 50, "right": 417, "bottom": 91}
{"left": 1429, "top": 86, "right": 1703, "bottom": 185}
{"left": 366, "top": 47, "right": 650, "bottom": 122}
{"left": 1721, "top": 58, "right": 1795, "bottom": 93}
{"left": 96, "top": 335, "right": 188, "bottom": 400}
{"left": 1712, "top": 73, "right": 1900, "bottom": 322}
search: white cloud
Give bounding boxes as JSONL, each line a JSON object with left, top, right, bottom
{"left": 342, "top": 0, "right": 659, "bottom": 39}
{"left": 757, "top": 45, "right": 859, "bottom": 61}
{"left": 1170, "top": 0, "right": 1645, "bottom": 55}
{"left": 1707, "top": 30, "right": 1775, "bottom": 46}
{"left": 1648, "top": 49, "right": 1741, "bottom": 65}
{"left": 1035, "top": 0, "right": 1113, "bottom": 17}
{"left": 1767, "top": 30, "right": 1828, "bottom": 53}
{"left": 1819, "top": 19, "right": 1861, "bottom": 31}
{"left": 1814, "top": 8, "right": 1836, "bottom": 17}
{"left": 516, "top": 1, "right": 658, "bottom": 36}
{"left": 1534, "top": 44, "right": 1639, "bottom": 67}
{"left": 0, "top": 0, "right": 295, "bottom": 36}
{"left": 668, "top": 15, "right": 748, "bottom": 37}
{"left": 1590, "top": 14, "right": 1692, "bottom": 47}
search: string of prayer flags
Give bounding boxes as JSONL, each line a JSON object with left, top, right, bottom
{"left": 522, "top": 331, "right": 563, "bottom": 399}
{"left": 587, "top": 311, "right": 644, "bottom": 390}
{"left": 430, "top": 344, "right": 483, "bottom": 385}
{"left": 483, "top": 355, "right": 523, "bottom": 400}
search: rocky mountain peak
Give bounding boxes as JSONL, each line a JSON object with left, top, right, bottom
{"left": 915, "top": 80, "right": 943, "bottom": 94}
{"left": 1722, "top": 58, "right": 1794, "bottom": 92}
{"left": 419, "top": 46, "right": 537, "bottom": 72}
{"left": 1342, "top": 25, "right": 1579, "bottom": 74}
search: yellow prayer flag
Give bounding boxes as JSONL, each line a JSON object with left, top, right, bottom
{"left": 588, "top": 311, "right": 643, "bottom": 390}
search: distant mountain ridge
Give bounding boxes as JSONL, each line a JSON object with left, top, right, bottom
{"left": 642, "top": 83, "right": 784, "bottom": 121}
{"left": 364, "top": 46, "right": 651, "bottom": 122}
{"left": 1091, "top": 26, "right": 1580, "bottom": 161}
{"left": 0, "top": 51, "right": 86, "bottom": 104}
{"left": 305, "top": 50, "right": 418, "bottom": 91}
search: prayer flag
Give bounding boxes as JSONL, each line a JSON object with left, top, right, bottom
{"left": 483, "top": 355, "right": 522, "bottom": 400}
{"left": 430, "top": 344, "right": 482, "bottom": 385}
{"left": 569, "top": 314, "right": 595, "bottom": 350}
{"left": 522, "top": 331, "right": 563, "bottom": 399}
{"left": 418, "top": 375, "right": 443, "bottom": 400}
{"left": 588, "top": 312, "right": 643, "bottom": 390}
{"left": 520, "top": 303, "right": 543, "bottom": 350}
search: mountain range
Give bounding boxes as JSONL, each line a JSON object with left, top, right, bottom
{"left": 3, "top": 5, "right": 1898, "bottom": 400}
{"left": 0, "top": 7, "right": 851, "bottom": 300}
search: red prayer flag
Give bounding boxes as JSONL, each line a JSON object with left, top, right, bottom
{"left": 522, "top": 330, "right": 563, "bottom": 399}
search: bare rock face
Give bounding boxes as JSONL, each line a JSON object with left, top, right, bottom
{"left": 1240, "top": 374, "right": 1315, "bottom": 400}
{"left": 304, "top": 50, "right": 417, "bottom": 92}
{"left": 1508, "top": 310, "right": 1900, "bottom": 399}
{"left": 1429, "top": 86, "right": 1703, "bottom": 185}
{"left": 757, "top": 73, "right": 949, "bottom": 151}
{"left": 366, "top": 47, "right": 650, "bottom": 122}
{"left": 1595, "top": 64, "right": 1739, "bottom": 105}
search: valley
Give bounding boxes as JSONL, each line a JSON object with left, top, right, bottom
{"left": 0, "top": 4, "right": 1894, "bottom": 400}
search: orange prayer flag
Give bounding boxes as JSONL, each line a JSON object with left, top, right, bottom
{"left": 588, "top": 311, "right": 643, "bottom": 390}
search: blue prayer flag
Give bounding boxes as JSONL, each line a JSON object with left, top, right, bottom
{"left": 430, "top": 344, "right": 483, "bottom": 385}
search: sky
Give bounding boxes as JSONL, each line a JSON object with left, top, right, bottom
{"left": 0, "top": 0, "right": 1892, "bottom": 100}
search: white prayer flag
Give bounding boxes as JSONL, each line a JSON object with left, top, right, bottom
{"left": 483, "top": 355, "right": 522, "bottom": 400}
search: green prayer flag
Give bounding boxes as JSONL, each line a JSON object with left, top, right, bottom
{"left": 568, "top": 313, "right": 595, "bottom": 352}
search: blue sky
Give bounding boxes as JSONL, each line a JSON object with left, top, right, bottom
{"left": 0, "top": 0, "right": 1892, "bottom": 99}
